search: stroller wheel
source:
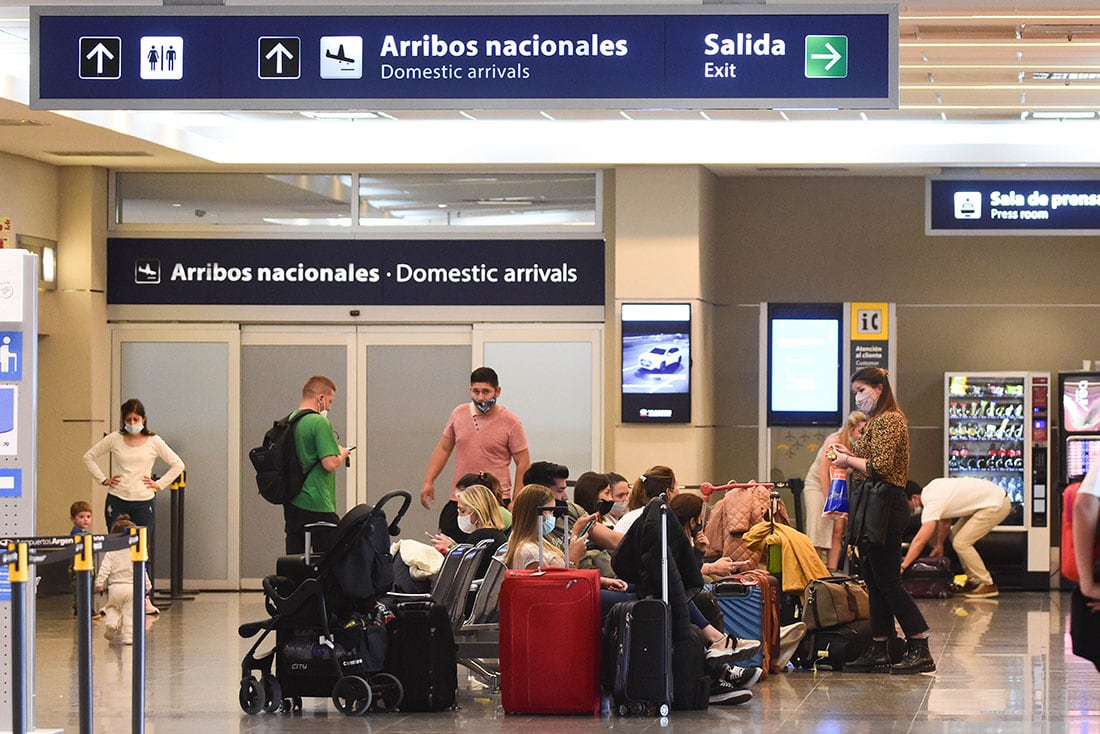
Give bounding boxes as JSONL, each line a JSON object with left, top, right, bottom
{"left": 261, "top": 675, "right": 282, "bottom": 713}
{"left": 280, "top": 696, "right": 302, "bottom": 714}
{"left": 332, "top": 675, "right": 372, "bottom": 716}
{"left": 368, "top": 672, "right": 404, "bottom": 713}
{"left": 238, "top": 678, "right": 264, "bottom": 715}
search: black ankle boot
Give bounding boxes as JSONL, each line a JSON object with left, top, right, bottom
{"left": 846, "top": 638, "right": 889, "bottom": 673}
{"left": 890, "top": 637, "right": 936, "bottom": 674}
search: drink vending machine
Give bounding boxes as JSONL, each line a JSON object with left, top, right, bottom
{"left": 1057, "top": 371, "right": 1100, "bottom": 484}
{"left": 945, "top": 372, "right": 1050, "bottom": 589}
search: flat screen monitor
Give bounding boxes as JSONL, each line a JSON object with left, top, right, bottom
{"left": 621, "top": 303, "right": 691, "bottom": 423}
{"left": 1059, "top": 371, "right": 1100, "bottom": 433}
{"left": 1066, "top": 435, "right": 1100, "bottom": 481}
{"left": 767, "top": 302, "right": 843, "bottom": 427}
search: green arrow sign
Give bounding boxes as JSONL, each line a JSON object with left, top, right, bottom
{"left": 805, "top": 35, "right": 848, "bottom": 78}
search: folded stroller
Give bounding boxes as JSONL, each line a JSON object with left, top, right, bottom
{"left": 238, "top": 491, "right": 412, "bottom": 716}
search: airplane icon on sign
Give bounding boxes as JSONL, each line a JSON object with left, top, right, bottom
{"left": 135, "top": 260, "right": 161, "bottom": 284}
{"left": 325, "top": 45, "right": 354, "bottom": 64}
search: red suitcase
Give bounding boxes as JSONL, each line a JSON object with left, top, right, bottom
{"left": 500, "top": 504, "right": 602, "bottom": 715}
{"left": 500, "top": 566, "right": 602, "bottom": 714}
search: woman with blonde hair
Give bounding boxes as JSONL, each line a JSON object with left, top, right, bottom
{"left": 802, "top": 410, "right": 868, "bottom": 570}
{"left": 430, "top": 484, "right": 508, "bottom": 574}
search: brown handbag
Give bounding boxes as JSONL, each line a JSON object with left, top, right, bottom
{"left": 801, "top": 576, "right": 870, "bottom": 631}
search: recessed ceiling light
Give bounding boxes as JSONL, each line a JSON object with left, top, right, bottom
{"left": 1027, "top": 110, "right": 1097, "bottom": 119}
{"left": 299, "top": 111, "right": 380, "bottom": 120}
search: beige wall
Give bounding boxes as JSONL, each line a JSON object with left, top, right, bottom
{"left": 33, "top": 165, "right": 109, "bottom": 535}
{"left": 712, "top": 174, "right": 1100, "bottom": 487}
{"left": 611, "top": 165, "right": 718, "bottom": 485}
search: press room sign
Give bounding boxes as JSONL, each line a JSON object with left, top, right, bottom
{"left": 106, "top": 238, "right": 605, "bottom": 306}
{"left": 33, "top": 6, "right": 896, "bottom": 109}
{"left": 927, "top": 178, "right": 1100, "bottom": 235}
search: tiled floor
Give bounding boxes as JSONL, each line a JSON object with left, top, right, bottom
{"left": 26, "top": 588, "right": 1100, "bottom": 733}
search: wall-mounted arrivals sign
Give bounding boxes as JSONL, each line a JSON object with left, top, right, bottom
{"left": 33, "top": 5, "right": 896, "bottom": 109}
{"left": 928, "top": 177, "right": 1100, "bottom": 235}
{"left": 106, "top": 238, "right": 605, "bottom": 306}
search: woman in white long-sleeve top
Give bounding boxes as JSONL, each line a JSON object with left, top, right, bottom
{"left": 83, "top": 398, "right": 184, "bottom": 614}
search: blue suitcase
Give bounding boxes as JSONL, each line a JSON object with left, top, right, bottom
{"left": 712, "top": 571, "right": 780, "bottom": 675}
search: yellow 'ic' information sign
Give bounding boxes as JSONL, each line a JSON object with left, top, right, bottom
{"left": 851, "top": 302, "right": 889, "bottom": 341}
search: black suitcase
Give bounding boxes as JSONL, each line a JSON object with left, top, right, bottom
{"left": 902, "top": 556, "right": 954, "bottom": 599}
{"left": 382, "top": 600, "right": 457, "bottom": 711}
{"left": 793, "top": 619, "right": 872, "bottom": 671}
{"left": 603, "top": 598, "right": 672, "bottom": 716}
{"left": 793, "top": 619, "right": 904, "bottom": 671}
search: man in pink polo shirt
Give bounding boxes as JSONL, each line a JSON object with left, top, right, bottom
{"left": 421, "top": 367, "right": 530, "bottom": 539}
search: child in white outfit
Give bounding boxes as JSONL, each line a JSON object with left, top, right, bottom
{"left": 94, "top": 515, "right": 151, "bottom": 645}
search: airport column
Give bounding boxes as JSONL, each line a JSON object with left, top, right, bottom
{"left": 0, "top": 250, "right": 40, "bottom": 731}
{"left": 612, "top": 166, "right": 720, "bottom": 481}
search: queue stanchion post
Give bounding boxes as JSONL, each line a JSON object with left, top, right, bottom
{"left": 167, "top": 471, "right": 194, "bottom": 601}
{"left": 131, "top": 527, "right": 147, "bottom": 734}
{"left": 7, "top": 541, "right": 28, "bottom": 734}
{"left": 74, "top": 533, "right": 95, "bottom": 734}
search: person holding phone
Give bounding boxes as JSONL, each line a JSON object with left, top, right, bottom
{"left": 280, "top": 375, "right": 350, "bottom": 555}
{"left": 429, "top": 484, "right": 508, "bottom": 573}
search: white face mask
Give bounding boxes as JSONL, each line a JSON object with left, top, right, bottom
{"left": 124, "top": 423, "right": 144, "bottom": 435}
{"left": 318, "top": 394, "right": 331, "bottom": 419}
{"left": 457, "top": 513, "right": 476, "bottom": 535}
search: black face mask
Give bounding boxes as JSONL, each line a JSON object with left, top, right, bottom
{"left": 555, "top": 498, "right": 567, "bottom": 508}
{"left": 596, "top": 499, "right": 615, "bottom": 516}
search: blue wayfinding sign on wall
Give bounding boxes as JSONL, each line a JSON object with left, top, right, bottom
{"left": 107, "top": 238, "right": 605, "bottom": 307}
{"left": 928, "top": 178, "right": 1100, "bottom": 235}
{"left": 32, "top": 5, "right": 897, "bottom": 109}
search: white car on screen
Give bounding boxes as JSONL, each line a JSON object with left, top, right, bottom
{"left": 639, "top": 345, "right": 682, "bottom": 371}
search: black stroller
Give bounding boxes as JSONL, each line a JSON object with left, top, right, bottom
{"left": 238, "top": 491, "right": 412, "bottom": 716}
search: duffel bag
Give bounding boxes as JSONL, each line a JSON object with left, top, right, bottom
{"left": 801, "top": 576, "right": 870, "bottom": 631}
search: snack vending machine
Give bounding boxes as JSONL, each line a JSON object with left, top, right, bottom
{"left": 945, "top": 372, "right": 1050, "bottom": 588}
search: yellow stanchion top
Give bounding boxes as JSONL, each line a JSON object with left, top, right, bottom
{"left": 72, "top": 534, "right": 95, "bottom": 572}
{"left": 170, "top": 469, "right": 186, "bottom": 490}
{"left": 7, "top": 541, "right": 28, "bottom": 583}
{"left": 130, "top": 526, "right": 148, "bottom": 562}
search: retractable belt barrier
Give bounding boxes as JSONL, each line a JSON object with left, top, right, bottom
{"left": 2, "top": 529, "right": 150, "bottom": 734}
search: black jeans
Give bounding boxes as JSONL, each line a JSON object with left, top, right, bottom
{"left": 283, "top": 504, "right": 340, "bottom": 555}
{"left": 857, "top": 484, "right": 929, "bottom": 639}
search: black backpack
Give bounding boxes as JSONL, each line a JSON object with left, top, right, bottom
{"left": 249, "top": 409, "right": 320, "bottom": 505}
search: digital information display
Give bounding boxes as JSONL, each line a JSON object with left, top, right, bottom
{"left": 32, "top": 5, "right": 896, "bottom": 110}
{"left": 928, "top": 177, "right": 1100, "bottom": 235}
{"left": 767, "top": 303, "right": 843, "bottom": 426}
{"left": 621, "top": 303, "right": 691, "bottom": 424}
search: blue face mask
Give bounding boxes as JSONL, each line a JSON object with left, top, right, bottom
{"left": 473, "top": 398, "right": 497, "bottom": 413}
{"left": 124, "top": 423, "right": 144, "bottom": 435}
{"left": 541, "top": 514, "right": 556, "bottom": 535}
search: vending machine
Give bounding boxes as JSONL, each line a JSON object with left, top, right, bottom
{"left": 1057, "top": 371, "right": 1100, "bottom": 484}
{"left": 945, "top": 372, "right": 1050, "bottom": 589}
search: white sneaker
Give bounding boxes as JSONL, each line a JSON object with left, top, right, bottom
{"left": 776, "top": 622, "right": 808, "bottom": 669}
{"left": 144, "top": 598, "right": 160, "bottom": 615}
{"left": 707, "top": 634, "right": 762, "bottom": 661}
{"left": 723, "top": 665, "right": 763, "bottom": 690}
{"left": 104, "top": 623, "right": 117, "bottom": 641}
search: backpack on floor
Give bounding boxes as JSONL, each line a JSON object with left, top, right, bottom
{"left": 249, "top": 409, "right": 319, "bottom": 505}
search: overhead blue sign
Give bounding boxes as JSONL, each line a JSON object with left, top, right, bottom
{"left": 107, "top": 238, "right": 605, "bottom": 307}
{"left": 928, "top": 178, "right": 1100, "bottom": 235}
{"left": 32, "top": 6, "right": 897, "bottom": 109}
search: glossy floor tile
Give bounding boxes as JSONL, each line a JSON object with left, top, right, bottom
{"left": 26, "top": 588, "right": 1100, "bottom": 733}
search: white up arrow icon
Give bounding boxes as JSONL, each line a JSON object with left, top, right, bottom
{"left": 265, "top": 42, "right": 294, "bottom": 75}
{"left": 85, "top": 42, "right": 115, "bottom": 75}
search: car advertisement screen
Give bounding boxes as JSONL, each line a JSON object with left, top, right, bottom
{"left": 767, "top": 303, "right": 843, "bottom": 426}
{"left": 622, "top": 303, "right": 690, "bottom": 424}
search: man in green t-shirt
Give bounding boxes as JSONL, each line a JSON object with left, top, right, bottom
{"left": 283, "top": 375, "right": 350, "bottom": 554}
